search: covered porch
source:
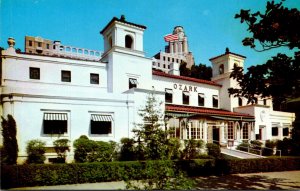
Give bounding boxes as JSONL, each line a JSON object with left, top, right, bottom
{"left": 165, "top": 104, "right": 255, "bottom": 147}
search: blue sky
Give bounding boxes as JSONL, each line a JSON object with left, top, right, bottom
{"left": 1, "top": 0, "right": 299, "bottom": 69}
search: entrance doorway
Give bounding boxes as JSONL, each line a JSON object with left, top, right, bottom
{"left": 213, "top": 126, "right": 220, "bottom": 144}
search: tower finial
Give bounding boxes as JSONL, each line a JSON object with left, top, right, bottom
{"left": 120, "top": 15, "right": 126, "bottom": 21}
{"left": 8, "top": 37, "right": 15, "bottom": 48}
{"left": 225, "top": 47, "right": 230, "bottom": 53}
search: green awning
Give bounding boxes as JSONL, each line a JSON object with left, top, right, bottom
{"left": 211, "top": 115, "right": 255, "bottom": 122}
{"left": 165, "top": 112, "right": 195, "bottom": 118}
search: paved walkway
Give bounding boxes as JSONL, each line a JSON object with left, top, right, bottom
{"left": 9, "top": 170, "right": 300, "bottom": 190}
{"left": 221, "top": 148, "right": 265, "bottom": 159}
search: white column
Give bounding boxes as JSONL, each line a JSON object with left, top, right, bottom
{"left": 183, "top": 38, "right": 188, "bottom": 53}
{"left": 174, "top": 42, "right": 178, "bottom": 53}
{"left": 170, "top": 42, "right": 174, "bottom": 53}
{"left": 203, "top": 120, "right": 207, "bottom": 142}
{"left": 178, "top": 41, "right": 182, "bottom": 53}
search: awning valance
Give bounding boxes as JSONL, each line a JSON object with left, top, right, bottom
{"left": 165, "top": 89, "right": 173, "bottom": 94}
{"left": 91, "top": 114, "right": 113, "bottom": 122}
{"left": 211, "top": 115, "right": 255, "bottom": 122}
{"left": 165, "top": 112, "right": 195, "bottom": 118}
{"left": 129, "top": 78, "right": 138, "bottom": 85}
{"left": 44, "top": 113, "right": 68, "bottom": 121}
{"left": 183, "top": 91, "right": 190, "bottom": 96}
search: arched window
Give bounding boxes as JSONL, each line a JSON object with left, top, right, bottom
{"left": 219, "top": 64, "right": 224, "bottom": 74}
{"left": 125, "top": 35, "right": 133, "bottom": 49}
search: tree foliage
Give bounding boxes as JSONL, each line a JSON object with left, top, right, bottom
{"left": 1, "top": 114, "right": 19, "bottom": 165}
{"left": 53, "top": 139, "right": 70, "bottom": 163}
{"left": 73, "top": 135, "right": 117, "bottom": 163}
{"left": 229, "top": 0, "right": 300, "bottom": 107}
{"left": 26, "top": 139, "right": 46, "bottom": 164}
{"left": 180, "top": 62, "right": 212, "bottom": 80}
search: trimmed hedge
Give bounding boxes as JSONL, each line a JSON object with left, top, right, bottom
{"left": 2, "top": 157, "right": 300, "bottom": 189}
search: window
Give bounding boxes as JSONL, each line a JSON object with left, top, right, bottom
{"left": 125, "top": 35, "right": 133, "bottom": 49}
{"left": 228, "top": 122, "right": 234, "bottom": 140}
{"left": 168, "top": 65, "right": 170, "bottom": 69}
{"left": 29, "top": 67, "right": 40, "bottom": 80}
{"left": 61, "top": 70, "right": 71, "bottom": 82}
{"left": 46, "top": 44, "right": 50, "bottom": 49}
{"left": 90, "top": 73, "right": 99, "bottom": 84}
{"left": 272, "top": 127, "right": 278, "bottom": 136}
{"left": 263, "top": 99, "right": 267, "bottom": 105}
{"left": 198, "top": 93, "right": 205, "bottom": 106}
{"left": 37, "top": 42, "right": 42, "bottom": 47}
{"left": 238, "top": 97, "right": 243, "bottom": 106}
{"left": 182, "top": 91, "right": 189, "bottom": 105}
{"left": 219, "top": 64, "right": 224, "bottom": 74}
{"left": 283, "top": 128, "right": 289, "bottom": 136}
{"left": 163, "top": 64, "right": 166, "bottom": 68}
{"left": 163, "top": 56, "right": 165, "bottom": 61}
{"left": 158, "top": 63, "right": 160, "bottom": 67}
{"left": 169, "top": 126, "right": 175, "bottom": 138}
{"left": 242, "top": 123, "right": 249, "bottom": 140}
{"left": 165, "top": 89, "right": 173, "bottom": 103}
{"left": 43, "top": 113, "right": 68, "bottom": 134}
{"left": 29, "top": 40, "right": 32, "bottom": 46}
{"left": 129, "top": 78, "right": 138, "bottom": 89}
{"left": 213, "top": 95, "right": 218, "bottom": 108}
{"left": 90, "top": 114, "right": 113, "bottom": 135}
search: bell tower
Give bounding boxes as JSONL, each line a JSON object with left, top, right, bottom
{"left": 99, "top": 16, "right": 152, "bottom": 93}
{"left": 100, "top": 15, "right": 146, "bottom": 58}
{"left": 210, "top": 48, "right": 246, "bottom": 111}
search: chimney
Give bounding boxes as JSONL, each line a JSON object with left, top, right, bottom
{"left": 168, "top": 62, "right": 180, "bottom": 76}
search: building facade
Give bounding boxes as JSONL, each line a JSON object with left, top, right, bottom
{"left": 0, "top": 16, "right": 295, "bottom": 163}
{"left": 152, "top": 26, "right": 195, "bottom": 73}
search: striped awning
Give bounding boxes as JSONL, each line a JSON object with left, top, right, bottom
{"left": 44, "top": 113, "right": 68, "bottom": 121}
{"left": 211, "top": 115, "right": 255, "bottom": 122}
{"left": 91, "top": 114, "right": 113, "bottom": 122}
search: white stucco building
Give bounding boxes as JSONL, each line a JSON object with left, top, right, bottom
{"left": 0, "top": 16, "right": 295, "bottom": 163}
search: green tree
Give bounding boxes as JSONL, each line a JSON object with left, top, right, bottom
{"left": 181, "top": 139, "right": 204, "bottom": 159}
{"left": 180, "top": 62, "right": 212, "bottom": 80}
{"left": 1, "top": 114, "right": 19, "bottom": 165}
{"left": 26, "top": 139, "right": 46, "bottom": 164}
{"left": 53, "top": 139, "right": 70, "bottom": 163}
{"left": 132, "top": 92, "right": 168, "bottom": 160}
{"left": 229, "top": 0, "right": 300, "bottom": 106}
{"left": 119, "top": 137, "right": 137, "bottom": 161}
{"left": 230, "top": 0, "right": 300, "bottom": 155}
{"left": 127, "top": 92, "right": 195, "bottom": 189}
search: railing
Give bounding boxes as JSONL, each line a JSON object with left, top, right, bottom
{"left": 213, "top": 140, "right": 281, "bottom": 157}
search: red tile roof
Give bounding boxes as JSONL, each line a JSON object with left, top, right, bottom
{"left": 166, "top": 104, "right": 254, "bottom": 118}
{"left": 153, "top": 70, "right": 222, "bottom": 87}
{"left": 209, "top": 51, "right": 246, "bottom": 61}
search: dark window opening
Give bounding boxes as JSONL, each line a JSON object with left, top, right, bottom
{"left": 219, "top": 64, "right": 224, "bottom": 74}
{"left": 91, "top": 121, "right": 112, "bottom": 134}
{"left": 183, "top": 92, "right": 189, "bottom": 105}
{"left": 238, "top": 97, "right": 243, "bottom": 106}
{"left": 272, "top": 127, "right": 278, "bottom": 136}
{"left": 165, "top": 89, "right": 173, "bottom": 103}
{"left": 38, "top": 42, "right": 42, "bottom": 47}
{"left": 198, "top": 93, "right": 205, "bottom": 106}
{"left": 213, "top": 95, "right": 218, "bottom": 108}
{"left": 61, "top": 70, "right": 71, "bottom": 82}
{"left": 90, "top": 73, "right": 99, "bottom": 84}
{"left": 263, "top": 99, "right": 267, "bottom": 105}
{"left": 29, "top": 67, "right": 40, "bottom": 80}
{"left": 29, "top": 40, "right": 32, "bottom": 46}
{"left": 283, "top": 128, "right": 289, "bottom": 136}
{"left": 46, "top": 44, "right": 50, "bottom": 49}
{"left": 129, "top": 78, "right": 137, "bottom": 89}
{"left": 44, "top": 120, "right": 67, "bottom": 134}
{"left": 125, "top": 35, "right": 133, "bottom": 49}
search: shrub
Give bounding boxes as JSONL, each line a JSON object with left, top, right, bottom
{"left": 250, "top": 140, "right": 263, "bottom": 149}
{"left": 263, "top": 140, "right": 277, "bottom": 156}
{"left": 1, "top": 114, "right": 19, "bottom": 165}
{"left": 119, "top": 138, "right": 136, "bottom": 161}
{"left": 26, "top": 139, "right": 46, "bottom": 164}
{"left": 236, "top": 142, "right": 250, "bottom": 152}
{"left": 277, "top": 138, "right": 293, "bottom": 156}
{"left": 73, "top": 135, "right": 117, "bottom": 162}
{"left": 181, "top": 139, "right": 204, "bottom": 159}
{"left": 53, "top": 139, "right": 70, "bottom": 163}
{"left": 167, "top": 138, "right": 182, "bottom": 160}
{"left": 206, "top": 143, "right": 221, "bottom": 158}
